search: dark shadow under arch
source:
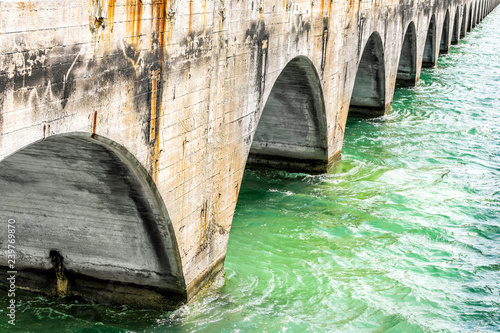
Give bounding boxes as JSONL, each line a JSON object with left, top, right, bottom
{"left": 472, "top": 3, "right": 477, "bottom": 27}
{"left": 0, "top": 133, "right": 186, "bottom": 308}
{"left": 349, "top": 32, "right": 386, "bottom": 118}
{"left": 452, "top": 7, "right": 460, "bottom": 44}
{"left": 397, "top": 22, "right": 417, "bottom": 86}
{"left": 461, "top": 4, "right": 468, "bottom": 37}
{"left": 440, "top": 10, "right": 451, "bottom": 53}
{"left": 423, "top": 15, "right": 437, "bottom": 67}
{"left": 248, "top": 56, "right": 329, "bottom": 173}
{"left": 468, "top": 5, "right": 473, "bottom": 31}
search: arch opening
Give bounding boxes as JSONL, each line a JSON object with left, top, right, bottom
{"left": 397, "top": 22, "right": 417, "bottom": 86}
{"left": 0, "top": 134, "right": 186, "bottom": 308}
{"left": 461, "top": 5, "right": 468, "bottom": 38}
{"left": 248, "top": 56, "right": 329, "bottom": 173}
{"left": 452, "top": 7, "right": 460, "bottom": 44}
{"left": 468, "top": 5, "right": 473, "bottom": 31}
{"left": 472, "top": 3, "right": 477, "bottom": 28}
{"left": 423, "top": 15, "right": 437, "bottom": 67}
{"left": 440, "top": 11, "right": 451, "bottom": 53}
{"left": 477, "top": 2, "right": 482, "bottom": 22}
{"left": 348, "top": 32, "right": 386, "bottom": 118}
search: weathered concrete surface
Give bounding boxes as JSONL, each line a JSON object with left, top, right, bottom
{"left": 0, "top": 0, "right": 499, "bottom": 307}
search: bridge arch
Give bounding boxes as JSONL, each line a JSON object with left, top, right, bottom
{"left": 248, "top": 56, "right": 328, "bottom": 173}
{"left": 423, "top": 15, "right": 437, "bottom": 67}
{"left": 472, "top": 2, "right": 477, "bottom": 28}
{"left": 452, "top": 7, "right": 460, "bottom": 44}
{"left": 461, "top": 4, "right": 468, "bottom": 38}
{"left": 397, "top": 22, "right": 418, "bottom": 86}
{"left": 0, "top": 133, "right": 185, "bottom": 307}
{"left": 468, "top": 4, "right": 474, "bottom": 31}
{"left": 348, "top": 32, "right": 386, "bottom": 118}
{"left": 440, "top": 10, "right": 451, "bottom": 53}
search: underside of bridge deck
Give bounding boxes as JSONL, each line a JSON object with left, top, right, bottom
{"left": 247, "top": 56, "right": 329, "bottom": 173}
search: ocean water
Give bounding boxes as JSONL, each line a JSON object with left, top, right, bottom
{"left": 2, "top": 8, "right": 500, "bottom": 333}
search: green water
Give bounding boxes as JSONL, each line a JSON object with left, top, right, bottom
{"left": 3, "top": 10, "right": 500, "bottom": 333}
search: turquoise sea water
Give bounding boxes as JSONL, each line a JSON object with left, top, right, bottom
{"left": 2, "top": 9, "right": 500, "bottom": 333}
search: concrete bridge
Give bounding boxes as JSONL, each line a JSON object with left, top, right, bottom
{"left": 1, "top": 0, "right": 498, "bottom": 308}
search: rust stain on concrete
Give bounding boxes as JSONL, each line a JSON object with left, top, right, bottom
{"left": 17, "top": 1, "right": 36, "bottom": 13}
{"left": 152, "top": 1, "right": 166, "bottom": 48}
{"left": 203, "top": 0, "right": 207, "bottom": 30}
{"left": 126, "top": 0, "right": 143, "bottom": 48}
{"left": 107, "top": 0, "right": 116, "bottom": 25}
{"left": 149, "top": 70, "right": 161, "bottom": 181}
{"left": 327, "top": 0, "right": 333, "bottom": 19}
{"left": 50, "top": 251, "right": 69, "bottom": 297}
{"left": 150, "top": 74, "right": 158, "bottom": 142}
{"left": 151, "top": 137, "right": 161, "bottom": 182}
{"left": 149, "top": 1, "right": 173, "bottom": 181}
{"left": 349, "top": 0, "right": 356, "bottom": 12}
{"left": 235, "top": 183, "right": 239, "bottom": 203}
